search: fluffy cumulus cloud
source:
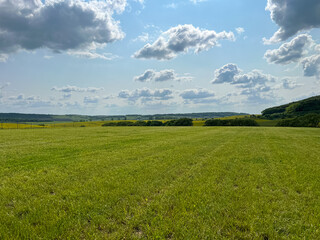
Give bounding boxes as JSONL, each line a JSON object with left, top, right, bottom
{"left": 212, "top": 63, "right": 278, "bottom": 104}
{"left": 265, "top": 0, "right": 320, "bottom": 43}
{"left": 133, "top": 24, "right": 235, "bottom": 60}
{"left": 134, "top": 69, "right": 193, "bottom": 82}
{"left": 211, "top": 63, "right": 240, "bottom": 84}
{"left": 301, "top": 54, "right": 320, "bottom": 78}
{"left": 118, "top": 88, "right": 174, "bottom": 103}
{"left": 212, "top": 64, "right": 276, "bottom": 87}
{"left": 0, "top": 0, "right": 126, "bottom": 60}
{"left": 51, "top": 85, "right": 104, "bottom": 93}
{"left": 233, "top": 70, "right": 276, "bottom": 89}
{"left": 264, "top": 34, "right": 314, "bottom": 64}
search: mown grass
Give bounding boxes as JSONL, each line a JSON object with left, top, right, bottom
{"left": 1, "top": 127, "right": 320, "bottom": 239}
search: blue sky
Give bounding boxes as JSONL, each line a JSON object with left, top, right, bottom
{"left": 0, "top": 0, "right": 319, "bottom": 115}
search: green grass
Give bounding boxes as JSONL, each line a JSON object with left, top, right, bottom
{"left": 1, "top": 127, "right": 320, "bottom": 239}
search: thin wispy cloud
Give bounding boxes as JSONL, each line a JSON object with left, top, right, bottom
{"left": 51, "top": 86, "right": 104, "bottom": 93}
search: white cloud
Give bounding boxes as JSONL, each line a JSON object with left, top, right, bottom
{"left": 0, "top": 54, "right": 8, "bottom": 62}
{"left": 264, "top": 34, "right": 314, "bottom": 64}
{"left": 165, "top": 3, "right": 177, "bottom": 9}
{"left": 212, "top": 64, "right": 276, "bottom": 88}
{"left": 282, "top": 79, "right": 302, "bottom": 89}
{"left": 51, "top": 85, "right": 104, "bottom": 93}
{"left": 301, "top": 54, "right": 320, "bottom": 79}
{"left": 118, "top": 88, "right": 174, "bottom": 103}
{"left": 0, "top": 0, "right": 126, "bottom": 58}
{"left": 133, "top": 33, "right": 150, "bottom": 42}
{"left": 264, "top": 0, "right": 320, "bottom": 43}
{"left": 0, "top": 82, "right": 10, "bottom": 98}
{"left": 180, "top": 89, "right": 215, "bottom": 99}
{"left": 134, "top": 69, "right": 193, "bottom": 82}
{"left": 236, "top": 27, "right": 245, "bottom": 35}
{"left": 133, "top": 24, "right": 235, "bottom": 60}
{"left": 62, "top": 93, "right": 72, "bottom": 100}
{"left": 67, "top": 51, "right": 118, "bottom": 60}
{"left": 6, "top": 94, "right": 57, "bottom": 108}
{"left": 190, "top": 0, "right": 207, "bottom": 4}
{"left": 211, "top": 63, "right": 240, "bottom": 84}
{"left": 84, "top": 96, "right": 99, "bottom": 104}
{"left": 44, "top": 55, "right": 53, "bottom": 60}
{"left": 212, "top": 64, "right": 280, "bottom": 104}
{"left": 233, "top": 70, "right": 276, "bottom": 89}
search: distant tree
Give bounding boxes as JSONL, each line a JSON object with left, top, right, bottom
{"left": 276, "top": 114, "right": 320, "bottom": 127}
{"left": 164, "top": 118, "right": 193, "bottom": 126}
{"left": 135, "top": 121, "right": 147, "bottom": 126}
{"left": 146, "top": 121, "right": 163, "bottom": 126}
{"left": 205, "top": 118, "right": 258, "bottom": 126}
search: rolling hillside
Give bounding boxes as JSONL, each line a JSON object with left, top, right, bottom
{"left": 262, "top": 95, "right": 320, "bottom": 119}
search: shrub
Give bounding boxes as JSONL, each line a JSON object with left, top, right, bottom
{"left": 276, "top": 114, "right": 320, "bottom": 127}
{"left": 116, "top": 121, "right": 135, "bottom": 126}
{"left": 205, "top": 118, "right": 258, "bottom": 126}
{"left": 135, "top": 121, "right": 147, "bottom": 126}
{"left": 102, "top": 122, "right": 117, "bottom": 126}
{"left": 164, "top": 118, "right": 193, "bottom": 126}
{"left": 146, "top": 120, "right": 163, "bottom": 126}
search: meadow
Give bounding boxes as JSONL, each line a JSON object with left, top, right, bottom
{"left": 1, "top": 127, "right": 320, "bottom": 239}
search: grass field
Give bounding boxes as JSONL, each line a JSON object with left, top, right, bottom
{"left": 1, "top": 127, "right": 320, "bottom": 239}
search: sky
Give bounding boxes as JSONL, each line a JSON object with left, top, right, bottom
{"left": 0, "top": 0, "right": 319, "bottom": 115}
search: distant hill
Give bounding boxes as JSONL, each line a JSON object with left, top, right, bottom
{"left": 262, "top": 95, "right": 320, "bottom": 119}
{"left": 0, "top": 112, "right": 248, "bottom": 123}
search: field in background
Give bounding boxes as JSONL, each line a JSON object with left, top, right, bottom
{"left": 0, "top": 117, "right": 280, "bottom": 129}
{"left": 0, "top": 121, "right": 134, "bottom": 129}
{"left": 1, "top": 127, "right": 320, "bottom": 239}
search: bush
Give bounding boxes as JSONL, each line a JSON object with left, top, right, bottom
{"left": 276, "top": 114, "right": 320, "bottom": 127}
{"left": 146, "top": 120, "right": 163, "bottom": 126}
{"left": 116, "top": 121, "right": 135, "bottom": 126}
{"left": 134, "top": 120, "right": 147, "bottom": 126}
{"left": 204, "top": 118, "right": 258, "bottom": 126}
{"left": 164, "top": 118, "right": 193, "bottom": 126}
{"left": 102, "top": 121, "right": 134, "bottom": 126}
{"left": 102, "top": 119, "right": 193, "bottom": 127}
{"left": 102, "top": 122, "right": 117, "bottom": 126}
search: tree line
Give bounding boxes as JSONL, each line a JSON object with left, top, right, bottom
{"left": 276, "top": 114, "right": 320, "bottom": 128}
{"left": 204, "top": 118, "right": 258, "bottom": 126}
{"left": 102, "top": 118, "right": 193, "bottom": 127}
